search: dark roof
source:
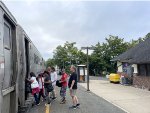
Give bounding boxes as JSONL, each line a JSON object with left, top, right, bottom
{"left": 111, "top": 37, "right": 150, "bottom": 64}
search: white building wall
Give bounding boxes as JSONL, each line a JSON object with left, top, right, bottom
{"left": 132, "top": 64, "right": 138, "bottom": 73}
{"left": 117, "top": 61, "right": 123, "bottom": 72}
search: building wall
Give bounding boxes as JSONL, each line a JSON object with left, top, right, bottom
{"left": 132, "top": 64, "right": 138, "bottom": 73}
{"left": 116, "top": 62, "right": 150, "bottom": 90}
{"left": 117, "top": 61, "right": 122, "bottom": 72}
{"left": 133, "top": 74, "right": 150, "bottom": 90}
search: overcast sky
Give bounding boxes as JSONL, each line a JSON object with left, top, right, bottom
{"left": 3, "top": 0, "right": 150, "bottom": 60}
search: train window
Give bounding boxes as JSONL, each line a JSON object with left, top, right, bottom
{"left": 34, "top": 54, "right": 40, "bottom": 64}
{"left": 3, "top": 20, "right": 13, "bottom": 89}
{"left": 4, "top": 23, "right": 11, "bottom": 49}
{"left": 34, "top": 54, "right": 36, "bottom": 63}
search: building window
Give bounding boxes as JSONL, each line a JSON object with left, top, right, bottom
{"left": 138, "top": 64, "right": 147, "bottom": 76}
{"left": 34, "top": 54, "right": 36, "bottom": 63}
{"left": 146, "top": 64, "right": 150, "bottom": 76}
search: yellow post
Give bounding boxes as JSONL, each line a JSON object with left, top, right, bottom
{"left": 45, "top": 104, "right": 50, "bottom": 113}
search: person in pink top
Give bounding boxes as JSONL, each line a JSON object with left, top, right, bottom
{"left": 59, "top": 69, "right": 68, "bottom": 104}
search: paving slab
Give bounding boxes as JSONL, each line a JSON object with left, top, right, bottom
{"left": 28, "top": 85, "right": 126, "bottom": 113}
{"left": 80, "top": 78, "right": 150, "bottom": 113}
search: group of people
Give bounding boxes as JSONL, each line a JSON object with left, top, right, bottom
{"left": 26, "top": 65, "right": 80, "bottom": 109}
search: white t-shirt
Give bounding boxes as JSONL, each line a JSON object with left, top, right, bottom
{"left": 51, "top": 71, "right": 58, "bottom": 86}
{"left": 30, "top": 77, "right": 39, "bottom": 89}
{"left": 38, "top": 77, "right": 44, "bottom": 89}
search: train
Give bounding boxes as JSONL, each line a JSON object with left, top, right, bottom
{"left": 0, "top": 2, "right": 45, "bottom": 113}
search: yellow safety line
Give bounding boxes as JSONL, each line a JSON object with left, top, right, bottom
{"left": 45, "top": 104, "right": 51, "bottom": 113}
{"left": 46, "top": 92, "right": 51, "bottom": 113}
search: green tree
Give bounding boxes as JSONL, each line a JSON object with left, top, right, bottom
{"left": 53, "top": 41, "right": 86, "bottom": 71}
{"left": 90, "top": 35, "right": 129, "bottom": 75}
{"left": 46, "top": 58, "right": 55, "bottom": 67}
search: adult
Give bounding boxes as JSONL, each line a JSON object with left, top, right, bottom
{"left": 59, "top": 69, "right": 68, "bottom": 104}
{"left": 50, "top": 67, "right": 57, "bottom": 100}
{"left": 47, "top": 66, "right": 51, "bottom": 74}
{"left": 68, "top": 65, "right": 80, "bottom": 109}
{"left": 44, "top": 71, "right": 54, "bottom": 104}
{"left": 45, "top": 66, "right": 51, "bottom": 97}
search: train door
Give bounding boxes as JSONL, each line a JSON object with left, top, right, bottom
{"left": 24, "top": 38, "right": 30, "bottom": 100}
{"left": 2, "top": 20, "right": 13, "bottom": 113}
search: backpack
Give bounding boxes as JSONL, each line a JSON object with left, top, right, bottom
{"left": 56, "top": 80, "right": 62, "bottom": 87}
{"left": 46, "top": 83, "right": 54, "bottom": 92}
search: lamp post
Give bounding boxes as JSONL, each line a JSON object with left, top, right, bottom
{"left": 81, "top": 46, "right": 95, "bottom": 91}
{"left": 57, "top": 58, "right": 65, "bottom": 69}
{"left": 62, "top": 60, "right": 65, "bottom": 69}
{"left": 68, "top": 53, "right": 72, "bottom": 65}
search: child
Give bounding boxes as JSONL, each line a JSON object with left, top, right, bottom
{"left": 27, "top": 72, "right": 40, "bottom": 105}
{"left": 38, "top": 73, "right": 46, "bottom": 102}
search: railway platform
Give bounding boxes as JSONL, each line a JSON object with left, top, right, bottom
{"left": 28, "top": 85, "right": 125, "bottom": 113}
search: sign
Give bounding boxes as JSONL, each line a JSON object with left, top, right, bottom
{"left": 0, "top": 63, "right": 4, "bottom": 69}
{"left": 81, "top": 47, "right": 95, "bottom": 50}
{"left": 80, "top": 68, "right": 84, "bottom": 75}
{"left": 85, "top": 69, "right": 87, "bottom": 76}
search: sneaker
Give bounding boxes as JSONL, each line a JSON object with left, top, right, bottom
{"left": 76, "top": 103, "right": 80, "bottom": 107}
{"left": 73, "top": 106, "right": 77, "bottom": 109}
{"left": 52, "top": 97, "right": 57, "bottom": 100}
{"left": 60, "top": 100, "right": 66, "bottom": 104}
{"left": 60, "top": 98, "right": 64, "bottom": 102}
{"left": 69, "top": 106, "right": 76, "bottom": 109}
{"left": 47, "top": 102, "right": 51, "bottom": 104}
{"left": 37, "top": 103, "right": 40, "bottom": 106}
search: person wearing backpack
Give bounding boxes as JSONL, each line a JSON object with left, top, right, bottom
{"left": 44, "top": 71, "right": 54, "bottom": 104}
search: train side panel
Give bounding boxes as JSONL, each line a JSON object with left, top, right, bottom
{"left": 0, "top": 2, "right": 46, "bottom": 113}
{"left": 0, "top": 2, "right": 18, "bottom": 113}
{"left": 0, "top": 7, "right": 4, "bottom": 113}
{"left": 29, "top": 43, "right": 45, "bottom": 75}
{"left": 16, "top": 25, "right": 26, "bottom": 107}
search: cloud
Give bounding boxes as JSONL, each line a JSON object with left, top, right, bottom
{"left": 3, "top": 1, "right": 150, "bottom": 60}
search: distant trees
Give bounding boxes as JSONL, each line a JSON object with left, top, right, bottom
{"left": 46, "top": 41, "right": 86, "bottom": 73}
{"left": 46, "top": 33, "right": 150, "bottom": 76}
{"left": 90, "top": 35, "right": 129, "bottom": 75}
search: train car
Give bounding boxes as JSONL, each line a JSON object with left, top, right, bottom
{"left": 0, "top": 2, "right": 45, "bottom": 113}
{"left": 16, "top": 25, "right": 45, "bottom": 108}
